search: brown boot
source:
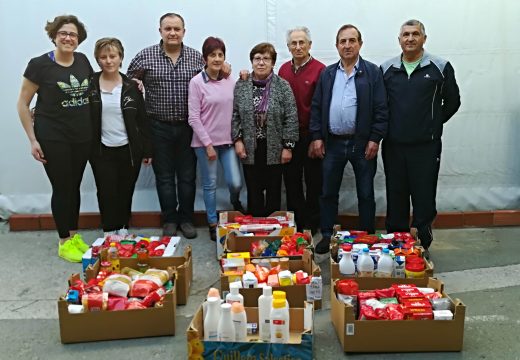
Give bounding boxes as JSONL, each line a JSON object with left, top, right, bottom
{"left": 209, "top": 224, "right": 217, "bottom": 241}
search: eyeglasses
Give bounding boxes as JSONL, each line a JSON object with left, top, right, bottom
{"left": 253, "top": 56, "right": 272, "bottom": 64}
{"left": 57, "top": 31, "right": 79, "bottom": 40}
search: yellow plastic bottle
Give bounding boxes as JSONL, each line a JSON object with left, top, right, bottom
{"left": 107, "top": 242, "right": 120, "bottom": 272}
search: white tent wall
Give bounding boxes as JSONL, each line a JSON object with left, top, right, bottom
{"left": 1, "top": 0, "right": 519, "bottom": 219}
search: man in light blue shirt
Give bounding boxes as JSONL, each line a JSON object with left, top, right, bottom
{"left": 309, "top": 24, "right": 389, "bottom": 254}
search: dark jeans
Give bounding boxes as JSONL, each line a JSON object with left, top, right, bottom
{"left": 382, "top": 140, "right": 442, "bottom": 248}
{"left": 283, "top": 134, "right": 322, "bottom": 231}
{"left": 90, "top": 144, "right": 141, "bottom": 232}
{"left": 320, "top": 137, "right": 377, "bottom": 238}
{"left": 39, "top": 140, "right": 90, "bottom": 239}
{"left": 243, "top": 139, "right": 283, "bottom": 217}
{"left": 151, "top": 120, "right": 196, "bottom": 224}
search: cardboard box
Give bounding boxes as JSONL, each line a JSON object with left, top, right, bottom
{"left": 216, "top": 211, "right": 296, "bottom": 259}
{"left": 220, "top": 249, "right": 322, "bottom": 310}
{"left": 59, "top": 272, "right": 177, "bottom": 344}
{"left": 86, "top": 245, "right": 192, "bottom": 305}
{"left": 330, "top": 277, "right": 465, "bottom": 352}
{"left": 330, "top": 256, "right": 435, "bottom": 288}
{"left": 186, "top": 302, "right": 313, "bottom": 359}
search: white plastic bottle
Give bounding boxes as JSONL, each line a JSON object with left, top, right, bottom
{"left": 218, "top": 303, "right": 235, "bottom": 342}
{"left": 203, "top": 288, "right": 221, "bottom": 321}
{"left": 226, "top": 284, "right": 244, "bottom": 305}
{"left": 204, "top": 297, "right": 221, "bottom": 341}
{"left": 258, "top": 286, "right": 273, "bottom": 341}
{"left": 376, "top": 248, "right": 395, "bottom": 277}
{"left": 357, "top": 247, "right": 375, "bottom": 277}
{"left": 270, "top": 299, "right": 290, "bottom": 343}
{"left": 231, "top": 302, "right": 248, "bottom": 341}
{"left": 339, "top": 246, "right": 356, "bottom": 276}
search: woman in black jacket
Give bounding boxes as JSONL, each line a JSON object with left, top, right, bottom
{"left": 89, "top": 37, "right": 152, "bottom": 235}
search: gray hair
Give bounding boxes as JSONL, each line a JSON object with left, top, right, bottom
{"left": 286, "top": 26, "right": 312, "bottom": 44}
{"left": 400, "top": 19, "right": 426, "bottom": 36}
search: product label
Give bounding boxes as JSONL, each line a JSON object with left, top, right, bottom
{"left": 272, "top": 319, "right": 285, "bottom": 325}
{"left": 306, "top": 277, "right": 322, "bottom": 301}
{"left": 208, "top": 331, "right": 218, "bottom": 340}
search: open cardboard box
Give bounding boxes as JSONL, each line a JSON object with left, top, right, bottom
{"left": 330, "top": 277, "right": 465, "bottom": 352}
{"left": 86, "top": 245, "right": 192, "bottom": 305}
{"left": 186, "top": 301, "right": 313, "bottom": 359}
{"left": 58, "top": 270, "right": 177, "bottom": 344}
{"left": 330, "top": 253, "right": 435, "bottom": 288}
{"left": 220, "top": 249, "right": 322, "bottom": 310}
{"left": 216, "top": 211, "right": 296, "bottom": 259}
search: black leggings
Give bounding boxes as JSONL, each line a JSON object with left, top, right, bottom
{"left": 90, "top": 144, "right": 141, "bottom": 232}
{"left": 39, "top": 140, "right": 90, "bottom": 239}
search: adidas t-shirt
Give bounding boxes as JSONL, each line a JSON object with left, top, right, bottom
{"left": 23, "top": 52, "right": 93, "bottom": 143}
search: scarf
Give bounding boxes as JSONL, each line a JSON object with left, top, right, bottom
{"left": 252, "top": 72, "right": 273, "bottom": 129}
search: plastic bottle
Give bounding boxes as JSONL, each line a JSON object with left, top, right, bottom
{"left": 204, "top": 296, "right": 221, "bottom": 341}
{"left": 226, "top": 284, "right": 244, "bottom": 304}
{"left": 258, "top": 286, "right": 273, "bottom": 341}
{"left": 376, "top": 248, "right": 395, "bottom": 277}
{"left": 272, "top": 290, "right": 289, "bottom": 308}
{"left": 203, "top": 288, "right": 221, "bottom": 321}
{"left": 357, "top": 247, "right": 375, "bottom": 277}
{"left": 107, "top": 242, "right": 120, "bottom": 272}
{"left": 218, "top": 303, "right": 235, "bottom": 341}
{"left": 270, "top": 299, "right": 290, "bottom": 343}
{"left": 338, "top": 245, "right": 356, "bottom": 276}
{"left": 231, "top": 302, "right": 248, "bottom": 341}
{"left": 136, "top": 244, "right": 149, "bottom": 273}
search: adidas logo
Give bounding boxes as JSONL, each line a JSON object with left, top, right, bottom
{"left": 57, "top": 75, "right": 89, "bottom": 97}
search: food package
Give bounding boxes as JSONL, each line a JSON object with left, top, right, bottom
{"left": 82, "top": 292, "right": 108, "bottom": 311}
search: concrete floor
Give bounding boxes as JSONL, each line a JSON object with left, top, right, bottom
{"left": 1, "top": 222, "right": 519, "bottom": 360}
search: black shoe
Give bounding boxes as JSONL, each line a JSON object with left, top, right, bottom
{"left": 162, "top": 222, "right": 178, "bottom": 236}
{"left": 209, "top": 224, "right": 217, "bottom": 241}
{"left": 418, "top": 225, "right": 433, "bottom": 250}
{"left": 232, "top": 201, "right": 246, "bottom": 214}
{"left": 315, "top": 236, "right": 331, "bottom": 254}
{"left": 423, "top": 249, "right": 431, "bottom": 260}
{"left": 179, "top": 222, "right": 197, "bottom": 239}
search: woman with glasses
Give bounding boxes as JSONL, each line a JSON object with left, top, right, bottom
{"left": 16, "top": 15, "right": 92, "bottom": 262}
{"left": 188, "top": 37, "right": 243, "bottom": 241}
{"left": 232, "top": 42, "right": 298, "bottom": 217}
{"left": 89, "top": 38, "right": 152, "bottom": 237}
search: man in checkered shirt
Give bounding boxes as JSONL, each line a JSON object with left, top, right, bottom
{"left": 127, "top": 12, "right": 204, "bottom": 239}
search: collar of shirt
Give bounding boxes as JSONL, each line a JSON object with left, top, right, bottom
{"left": 291, "top": 55, "right": 313, "bottom": 73}
{"left": 337, "top": 57, "right": 360, "bottom": 79}
{"left": 201, "top": 69, "right": 224, "bottom": 83}
{"left": 159, "top": 40, "right": 184, "bottom": 60}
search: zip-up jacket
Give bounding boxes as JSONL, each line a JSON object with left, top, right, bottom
{"left": 309, "top": 56, "right": 388, "bottom": 147}
{"left": 381, "top": 51, "right": 461, "bottom": 144}
{"left": 88, "top": 72, "right": 152, "bottom": 166}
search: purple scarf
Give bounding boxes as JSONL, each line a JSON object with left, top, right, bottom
{"left": 252, "top": 71, "right": 273, "bottom": 114}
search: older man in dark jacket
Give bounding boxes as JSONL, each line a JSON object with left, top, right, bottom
{"left": 310, "top": 24, "right": 389, "bottom": 254}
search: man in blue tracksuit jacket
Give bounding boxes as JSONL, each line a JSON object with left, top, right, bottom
{"left": 309, "top": 24, "right": 388, "bottom": 254}
{"left": 380, "top": 19, "right": 461, "bottom": 256}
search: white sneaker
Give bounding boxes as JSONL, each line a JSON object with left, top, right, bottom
{"left": 117, "top": 228, "right": 129, "bottom": 236}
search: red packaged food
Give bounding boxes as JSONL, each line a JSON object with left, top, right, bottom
{"left": 391, "top": 283, "right": 417, "bottom": 290}
{"left": 375, "top": 287, "right": 396, "bottom": 299}
{"left": 424, "top": 291, "right": 443, "bottom": 300}
{"left": 349, "top": 230, "right": 368, "bottom": 236}
{"left": 107, "top": 296, "right": 127, "bottom": 311}
{"left": 404, "top": 308, "right": 434, "bottom": 320}
{"left": 386, "top": 304, "right": 405, "bottom": 320}
{"left": 358, "top": 291, "right": 377, "bottom": 300}
{"left": 141, "top": 288, "right": 166, "bottom": 307}
{"left": 125, "top": 301, "right": 147, "bottom": 310}
{"left": 130, "top": 279, "right": 160, "bottom": 298}
{"left": 396, "top": 289, "right": 424, "bottom": 301}
{"left": 358, "top": 304, "right": 379, "bottom": 320}
{"left": 374, "top": 307, "right": 389, "bottom": 320}
{"left": 401, "top": 299, "right": 432, "bottom": 308}
{"left": 255, "top": 265, "right": 269, "bottom": 283}
{"left": 336, "top": 279, "right": 359, "bottom": 296}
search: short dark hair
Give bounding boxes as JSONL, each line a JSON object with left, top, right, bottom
{"left": 45, "top": 15, "right": 87, "bottom": 45}
{"left": 335, "top": 24, "right": 362, "bottom": 44}
{"left": 400, "top": 19, "right": 426, "bottom": 36}
{"left": 249, "top": 42, "right": 277, "bottom": 65}
{"left": 94, "top": 37, "right": 125, "bottom": 67}
{"left": 159, "top": 12, "right": 185, "bottom": 28}
{"left": 202, "top": 37, "right": 226, "bottom": 61}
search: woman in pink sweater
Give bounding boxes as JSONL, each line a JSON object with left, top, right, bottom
{"left": 188, "top": 37, "right": 244, "bottom": 241}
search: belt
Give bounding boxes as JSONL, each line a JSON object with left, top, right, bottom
{"left": 329, "top": 132, "right": 355, "bottom": 140}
